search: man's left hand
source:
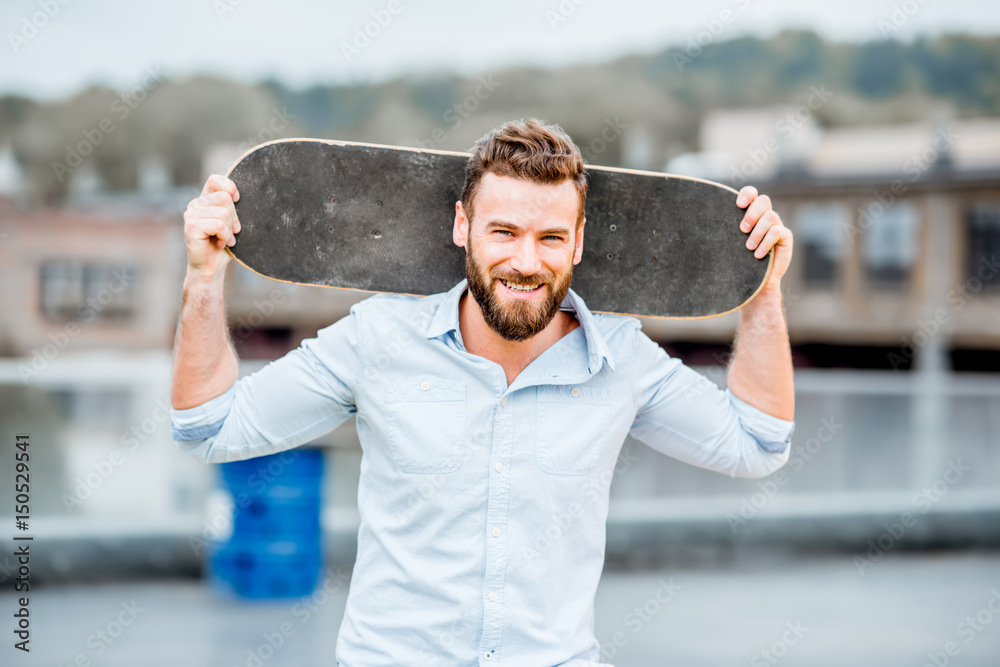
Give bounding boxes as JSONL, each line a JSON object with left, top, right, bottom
{"left": 736, "top": 186, "right": 793, "bottom": 294}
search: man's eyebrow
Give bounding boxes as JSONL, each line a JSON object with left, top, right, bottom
{"left": 483, "top": 219, "right": 572, "bottom": 236}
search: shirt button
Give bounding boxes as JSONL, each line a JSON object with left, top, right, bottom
{"left": 484, "top": 652, "right": 493, "bottom": 661}
{"left": 500, "top": 396, "right": 507, "bottom": 407}
{"left": 495, "top": 462, "right": 503, "bottom": 473}
{"left": 420, "top": 381, "right": 430, "bottom": 391}
{"left": 571, "top": 387, "right": 581, "bottom": 397}
{"left": 492, "top": 527, "right": 501, "bottom": 537}
{"left": 489, "top": 591, "right": 498, "bottom": 602}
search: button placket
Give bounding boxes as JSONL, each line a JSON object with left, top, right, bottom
{"left": 480, "top": 388, "right": 512, "bottom": 656}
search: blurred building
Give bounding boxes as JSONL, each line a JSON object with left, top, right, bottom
{"left": 665, "top": 112, "right": 1000, "bottom": 372}
{"left": 1, "top": 113, "right": 998, "bottom": 583}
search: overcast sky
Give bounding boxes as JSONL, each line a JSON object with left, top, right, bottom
{"left": 3, "top": 0, "right": 1000, "bottom": 100}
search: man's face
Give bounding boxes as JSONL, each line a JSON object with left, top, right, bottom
{"left": 453, "top": 172, "right": 585, "bottom": 341}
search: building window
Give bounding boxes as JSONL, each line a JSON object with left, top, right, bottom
{"left": 39, "top": 261, "right": 139, "bottom": 323}
{"left": 967, "top": 203, "right": 1000, "bottom": 291}
{"left": 863, "top": 201, "right": 918, "bottom": 289}
{"left": 50, "top": 388, "right": 132, "bottom": 427}
{"left": 795, "top": 203, "right": 846, "bottom": 288}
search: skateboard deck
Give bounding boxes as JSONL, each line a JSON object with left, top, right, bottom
{"left": 225, "top": 139, "right": 773, "bottom": 319}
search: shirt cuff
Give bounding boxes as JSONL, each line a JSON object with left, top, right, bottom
{"left": 170, "top": 383, "right": 237, "bottom": 442}
{"left": 725, "top": 387, "right": 795, "bottom": 453}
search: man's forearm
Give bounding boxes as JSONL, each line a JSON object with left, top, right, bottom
{"left": 171, "top": 272, "right": 239, "bottom": 410}
{"left": 726, "top": 286, "right": 795, "bottom": 421}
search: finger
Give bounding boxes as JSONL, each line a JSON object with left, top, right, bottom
{"left": 189, "top": 205, "right": 232, "bottom": 220}
{"left": 190, "top": 218, "right": 235, "bottom": 246}
{"left": 200, "top": 190, "right": 237, "bottom": 207}
{"left": 736, "top": 186, "right": 757, "bottom": 208}
{"left": 223, "top": 199, "right": 240, "bottom": 234}
{"left": 189, "top": 198, "right": 240, "bottom": 235}
{"left": 201, "top": 174, "right": 239, "bottom": 202}
{"left": 745, "top": 209, "right": 781, "bottom": 249}
{"left": 741, "top": 194, "right": 772, "bottom": 228}
{"left": 752, "top": 224, "right": 789, "bottom": 259}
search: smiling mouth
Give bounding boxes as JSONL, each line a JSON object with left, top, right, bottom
{"left": 499, "top": 278, "right": 544, "bottom": 294}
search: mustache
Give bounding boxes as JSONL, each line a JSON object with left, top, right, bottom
{"left": 491, "top": 268, "right": 554, "bottom": 284}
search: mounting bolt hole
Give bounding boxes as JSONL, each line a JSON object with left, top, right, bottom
{"left": 371, "top": 230, "right": 382, "bottom": 239}
{"left": 609, "top": 224, "right": 617, "bottom": 232}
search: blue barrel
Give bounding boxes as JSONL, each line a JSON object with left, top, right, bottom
{"left": 207, "top": 448, "right": 325, "bottom": 599}
{"left": 207, "top": 537, "right": 322, "bottom": 599}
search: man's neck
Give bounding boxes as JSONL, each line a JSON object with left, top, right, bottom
{"left": 458, "top": 290, "right": 580, "bottom": 386}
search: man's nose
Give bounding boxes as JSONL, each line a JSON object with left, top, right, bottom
{"left": 508, "top": 238, "right": 542, "bottom": 276}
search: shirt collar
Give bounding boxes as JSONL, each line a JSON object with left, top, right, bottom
{"left": 425, "top": 279, "right": 616, "bottom": 375}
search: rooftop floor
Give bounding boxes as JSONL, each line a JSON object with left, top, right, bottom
{"left": 5, "top": 548, "right": 999, "bottom": 666}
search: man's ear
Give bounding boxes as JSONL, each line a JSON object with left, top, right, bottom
{"left": 453, "top": 201, "right": 469, "bottom": 249}
{"left": 573, "top": 216, "right": 586, "bottom": 265}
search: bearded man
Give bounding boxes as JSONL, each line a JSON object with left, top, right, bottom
{"left": 171, "top": 118, "right": 796, "bottom": 666}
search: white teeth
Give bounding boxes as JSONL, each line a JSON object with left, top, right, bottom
{"left": 502, "top": 279, "right": 540, "bottom": 292}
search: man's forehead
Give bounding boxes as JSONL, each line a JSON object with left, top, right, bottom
{"left": 473, "top": 173, "right": 580, "bottom": 219}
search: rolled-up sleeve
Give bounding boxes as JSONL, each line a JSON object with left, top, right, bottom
{"left": 170, "top": 304, "right": 363, "bottom": 463}
{"left": 628, "top": 325, "right": 794, "bottom": 479}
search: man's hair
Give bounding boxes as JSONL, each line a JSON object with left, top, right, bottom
{"left": 460, "top": 118, "right": 587, "bottom": 227}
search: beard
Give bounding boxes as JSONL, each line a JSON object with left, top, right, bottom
{"left": 465, "top": 237, "right": 574, "bottom": 342}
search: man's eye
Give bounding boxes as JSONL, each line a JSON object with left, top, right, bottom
{"left": 495, "top": 229, "right": 513, "bottom": 236}
{"left": 544, "top": 235, "right": 563, "bottom": 241}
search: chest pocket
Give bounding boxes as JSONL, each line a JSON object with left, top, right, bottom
{"left": 535, "top": 385, "right": 611, "bottom": 476}
{"left": 385, "top": 377, "right": 467, "bottom": 474}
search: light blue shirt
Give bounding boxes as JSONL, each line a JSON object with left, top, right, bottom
{"left": 171, "top": 279, "right": 794, "bottom": 666}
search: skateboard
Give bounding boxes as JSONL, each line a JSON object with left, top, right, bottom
{"left": 224, "top": 139, "right": 773, "bottom": 319}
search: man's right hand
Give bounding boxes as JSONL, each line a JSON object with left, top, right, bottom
{"left": 183, "top": 174, "right": 241, "bottom": 282}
